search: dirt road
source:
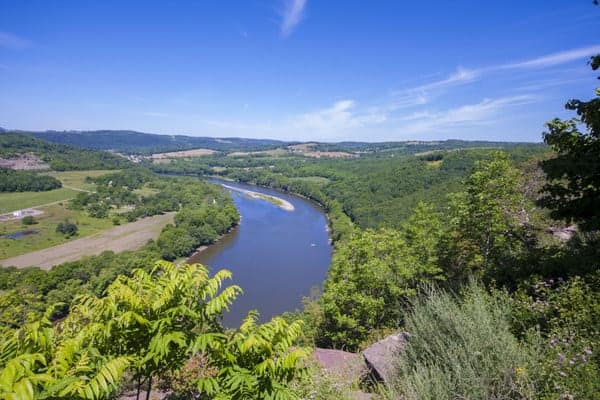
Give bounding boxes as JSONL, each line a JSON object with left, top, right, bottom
{"left": 0, "top": 212, "right": 175, "bottom": 269}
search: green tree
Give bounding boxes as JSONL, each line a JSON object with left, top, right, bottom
{"left": 56, "top": 220, "right": 78, "bottom": 237}
{"left": 443, "top": 152, "right": 527, "bottom": 282}
{"left": 196, "top": 311, "right": 309, "bottom": 400}
{"left": 66, "top": 261, "right": 242, "bottom": 400}
{"left": 538, "top": 55, "right": 600, "bottom": 231}
{"left": 318, "top": 225, "right": 445, "bottom": 350}
{"left": 0, "top": 316, "right": 130, "bottom": 400}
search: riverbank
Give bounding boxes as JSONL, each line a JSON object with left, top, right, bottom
{"left": 221, "top": 184, "right": 295, "bottom": 211}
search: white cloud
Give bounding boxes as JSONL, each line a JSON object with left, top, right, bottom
{"left": 0, "top": 31, "right": 31, "bottom": 49}
{"left": 499, "top": 45, "right": 600, "bottom": 70}
{"left": 396, "top": 95, "right": 535, "bottom": 135}
{"left": 291, "top": 99, "right": 387, "bottom": 136}
{"left": 280, "top": 0, "right": 307, "bottom": 37}
{"left": 142, "top": 112, "right": 170, "bottom": 118}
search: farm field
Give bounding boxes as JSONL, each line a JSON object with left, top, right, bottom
{"left": 0, "top": 212, "right": 175, "bottom": 269}
{"left": 0, "top": 203, "right": 114, "bottom": 259}
{"left": 45, "top": 169, "right": 114, "bottom": 191}
{"left": 0, "top": 188, "right": 79, "bottom": 214}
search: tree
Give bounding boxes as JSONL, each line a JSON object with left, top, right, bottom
{"left": 539, "top": 55, "right": 600, "bottom": 231}
{"left": 21, "top": 216, "right": 36, "bottom": 226}
{"left": 443, "top": 152, "right": 528, "bottom": 282}
{"left": 66, "top": 261, "right": 242, "bottom": 400}
{"left": 0, "top": 316, "right": 130, "bottom": 400}
{"left": 196, "top": 311, "right": 309, "bottom": 399}
{"left": 56, "top": 220, "right": 78, "bottom": 237}
{"left": 318, "top": 224, "right": 445, "bottom": 350}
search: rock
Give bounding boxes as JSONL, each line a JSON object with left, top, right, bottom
{"left": 548, "top": 225, "right": 577, "bottom": 241}
{"left": 313, "top": 348, "right": 369, "bottom": 383}
{"left": 362, "top": 332, "right": 409, "bottom": 383}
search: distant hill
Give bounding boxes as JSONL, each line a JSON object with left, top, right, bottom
{"left": 2, "top": 128, "right": 542, "bottom": 157}
{"left": 0, "top": 132, "right": 131, "bottom": 171}
{"left": 24, "top": 130, "right": 289, "bottom": 155}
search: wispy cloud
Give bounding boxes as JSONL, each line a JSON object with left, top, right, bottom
{"left": 280, "top": 0, "right": 307, "bottom": 37}
{"left": 0, "top": 31, "right": 32, "bottom": 49}
{"left": 141, "top": 112, "right": 170, "bottom": 118}
{"left": 291, "top": 99, "right": 386, "bottom": 135}
{"left": 390, "top": 67, "right": 480, "bottom": 109}
{"left": 396, "top": 95, "right": 536, "bottom": 135}
{"left": 498, "top": 45, "right": 600, "bottom": 70}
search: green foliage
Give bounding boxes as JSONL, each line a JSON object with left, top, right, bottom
{"left": 442, "top": 151, "right": 531, "bottom": 283}
{"left": 510, "top": 275, "right": 600, "bottom": 399}
{"left": 318, "top": 215, "right": 444, "bottom": 350}
{"left": 0, "top": 132, "right": 130, "bottom": 171}
{"left": 391, "top": 282, "right": 537, "bottom": 400}
{"left": 66, "top": 261, "right": 242, "bottom": 396}
{"left": 0, "top": 317, "right": 130, "bottom": 400}
{"left": 539, "top": 58, "right": 600, "bottom": 231}
{"left": 196, "top": 311, "right": 309, "bottom": 400}
{"left": 21, "top": 216, "right": 36, "bottom": 226}
{"left": 0, "top": 168, "right": 61, "bottom": 192}
{"left": 56, "top": 220, "right": 78, "bottom": 237}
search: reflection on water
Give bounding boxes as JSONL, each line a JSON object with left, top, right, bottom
{"left": 188, "top": 180, "right": 331, "bottom": 327}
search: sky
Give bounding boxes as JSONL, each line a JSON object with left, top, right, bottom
{"left": 0, "top": 1, "right": 599, "bottom": 142}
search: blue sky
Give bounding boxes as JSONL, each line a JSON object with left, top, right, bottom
{"left": 1, "top": 0, "right": 599, "bottom": 142}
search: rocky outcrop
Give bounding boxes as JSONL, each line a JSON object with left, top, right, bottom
{"left": 312, "top": 348, "right": 369, "bottom": 383}
{"left": 362, "top": 332, "right": 409, "bottom": 383}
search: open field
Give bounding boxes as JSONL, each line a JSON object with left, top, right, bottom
{"left": 227, "top": 148, "right": 288, "bottom": 157}
{"left": 0, "top": 212, "right": 175, "bottom": 269}
{"left": 151, "top": 148, "right": 216, "bottom": 161}
{"left": 0, "top": 203, "right": 115, "bottom": 259}
{"left": 45, "top": 170, "right": 113, "bottom": 191}
{"left": 0, "top": 188, "right": 80, "bottom": 214}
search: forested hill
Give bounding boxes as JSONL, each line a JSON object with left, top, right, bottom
{"left": 0, "top": 132, "right": 131, "bottom": 170}
{"left": 3, "top": 128, "right": 542, "bottom": 156}
{"left": 23, "top": 129, "right": 289, "bottom": 154}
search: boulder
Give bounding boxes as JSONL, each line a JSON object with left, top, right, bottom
{"left": 362, "top": 332, "right": 409, "bottom": 383}
{"left": 313, "top": 348, "right": 369, "bottom": 383}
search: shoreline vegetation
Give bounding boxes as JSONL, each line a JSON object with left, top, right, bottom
{"left": 221, "top": 183, "right": 295, "bottom": 211}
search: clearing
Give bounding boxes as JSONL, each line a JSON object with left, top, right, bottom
{"left": 0, "top": 212, "right": 175, "bottom": 269}
{"left": 151, "top": 148, "right": 216, "bottom": 162}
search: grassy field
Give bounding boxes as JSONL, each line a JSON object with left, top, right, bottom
{"left": 0, "top": 203, "right": 114, "bottom": 260}
{"left": 0, "top": 212, "right": 174, "bottom": 269}
{"left": 0, "top": 170, "right": 115, "bottom": 214}
{"left": 45, "top": 170, "right": 114, "bottom": 191}
{"left": 0, "top": 188, "right": 80, "bottom": 214}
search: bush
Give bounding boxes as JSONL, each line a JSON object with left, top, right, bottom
{"left": 56, "top": 220, "right": 77, "bottom": 237}
{"left": 21, "top": 215, "right": 36, "bottom": 225}
{"left": 390, "top": 282, "right": 537, "bottom": 400}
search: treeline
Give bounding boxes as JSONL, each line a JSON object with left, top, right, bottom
{"left": 0, "top": 168, "right": 61, "bottom": 192}
{"left": 153, "top": 144, "right": 547, "bottom": 234}
{"left": 0, "top": 132, "right": 130, "bottom": 170}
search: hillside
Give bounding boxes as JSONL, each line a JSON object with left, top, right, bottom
{"left": 4, "top": 128, "right": 543, "bottom": 157}
{"left": 0, "top": 132, "right": 131, "bottom": 171}
{"left": 22, "top": 129, "right": 289, "bottom": 154}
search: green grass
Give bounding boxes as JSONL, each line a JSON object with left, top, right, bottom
{"left": 0, "top": 188, "right": 80, "bottom": 214}
{"left": 0, "top": 203, "right": 114, "bottom": 259}
{"left": 45, "top": 170, "right": 114, "bottom": 191}
{"left": 133, "top": 184, "right": 159, "bottom": 197}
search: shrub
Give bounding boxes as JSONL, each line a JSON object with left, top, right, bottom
{"left": 21, "top": 215, "right": 36, "bottom": 225}
{"left": 390, "top": 281, "right": 537, "bottom": 400}
{"left": 56, "top": 220, "right": 78, "bottom": 237}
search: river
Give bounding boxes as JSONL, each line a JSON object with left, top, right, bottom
{"left": 188, "top": 179, "right": 332, "bottom": 327}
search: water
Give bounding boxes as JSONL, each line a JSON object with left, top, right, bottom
{"left": 4, "top": 230, "right": 39, "bottom": 239}
{"left": 188, "top": 179, "right": 332, "bottom": 327}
